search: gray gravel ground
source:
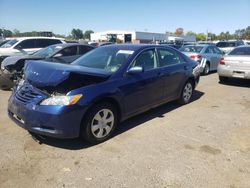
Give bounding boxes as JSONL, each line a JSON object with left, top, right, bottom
{"left": 0, "top": 73, "right": 250, "bottom": 188}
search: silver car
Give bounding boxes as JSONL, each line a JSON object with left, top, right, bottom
{"left": 218, "top": 45, "right": 250, "bottom": 82}
{"left": 179, "top": 44, "right": 223, "bottom": 75}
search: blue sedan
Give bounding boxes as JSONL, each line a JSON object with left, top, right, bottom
{"left": 8, "top": 44, "right": 200, "bottom": 143}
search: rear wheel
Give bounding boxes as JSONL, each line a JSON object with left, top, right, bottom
{"left": 219, "top": 76, "right": 228, "bottom": 83}
{"left": 80, "top": 102, "right": 118, "bottom": 144}
{"left": 203, "top": 62, "right": 210, "bottom": 75}
{"left": 178, "top": 80, "right": 194, "bottom": 105}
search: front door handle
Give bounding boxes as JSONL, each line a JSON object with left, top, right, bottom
{"left": 184, "top": 65, "right": 189, "bottom": 70}
{"left": 157, "top": 72, "right": 164, "bottom": 77}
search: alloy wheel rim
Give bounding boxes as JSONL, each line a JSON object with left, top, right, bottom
{"left": 91, "top": 109, "right": 114, "bottom": 138}
{"left": 183, "top": 83, "right": 193, "bottom": 103}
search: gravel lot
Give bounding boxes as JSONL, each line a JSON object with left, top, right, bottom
{"left": 0, "top": 73, "right": 250, "bottom": 188}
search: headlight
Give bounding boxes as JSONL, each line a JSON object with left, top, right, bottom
{"left": 40, "top": 94, "right": 82, "bottom": 106}
{"left": 1, "top": 62, "right": 5, "bottom": 71}
{"left": 16, "top": 79, "right": 25, "bottom": 91}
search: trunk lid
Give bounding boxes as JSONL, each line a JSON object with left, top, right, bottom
{"left": 224, "top": 56, "right": 250, "bottom": 70}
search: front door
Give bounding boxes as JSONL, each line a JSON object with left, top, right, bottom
{"left": 122, "top": 49, "right": 164, "bottom": 116}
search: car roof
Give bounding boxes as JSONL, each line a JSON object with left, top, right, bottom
{"left": 182, "top": 44, "right": 209, "bottom": 47}
{"left": 12, "top": 37, "right": 65, "bottom": 41}
{"left": 234, "top": 45, "right": 250, "bottom": 48}
{"left": 47, "top": 43, "right": 94, "bottom": 48}
{"left": 99, "top": 44, "right": 164, "bottom": 51}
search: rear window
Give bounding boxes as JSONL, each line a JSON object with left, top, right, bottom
{"left": 228, "top": 47, "right": 250, "bottom": 55}
{"left": 179, "top": 46, "right": 203, "bottom": 53}
{"left": 216, "top": 42, "right": 237, "bottom": 48}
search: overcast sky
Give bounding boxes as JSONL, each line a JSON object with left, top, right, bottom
{"left": 0, "top": 0, "right": 249, "bottom": 35}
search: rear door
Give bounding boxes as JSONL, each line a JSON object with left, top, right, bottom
{"left": 156, "top": 47, "right": 188, "bottom": 100}
{"left": 212, "top": 46, "right": 223, "bottom": 70}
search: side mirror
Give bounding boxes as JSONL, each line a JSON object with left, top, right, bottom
{"left": 127, "top": 66, "right": 143, "bottom": 74}
{"left": 53, "top": 53, "right": 63, "bottom": 58}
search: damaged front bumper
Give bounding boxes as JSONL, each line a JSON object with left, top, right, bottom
{"left": 8, "top": 87, "right": 88, "bottom": 138}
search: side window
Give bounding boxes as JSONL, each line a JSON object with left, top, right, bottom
{"left": 205, "top": 47, "right": 214, "bottom": 53}
{"left": 157, "top": 48, "right": 182, "bottom": 67}
{"left": 212, "top": 47, "right": 222, "bottom": 54}
{"left": 17, "top": 39, "right": 36, "bottom": 49}
{"left": 59, "top": 46, "right": 77, "bottom": 56}
{"left": 79, "top": 46, "right": 94, "bottom": 55}
{"left": 132, "top": 49, "right": 157, "bottom": 71}
{"left": 36, "top": 39, "right": 62, "bottom": 48}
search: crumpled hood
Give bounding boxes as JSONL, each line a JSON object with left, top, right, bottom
{"left": 24, "top": 60, "right": 111, "bottom": 94}
{"left": 2, "top": 55, "right": 31, "bottom": 66}
{"left": 0, "top": 48, "right": 26, "bottom": 56}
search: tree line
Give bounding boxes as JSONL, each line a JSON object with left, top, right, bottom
{"left": 1, "top": 26, "right": 250, "bottom": 41}
{"left": 184, "top": 26, "right": 250, "bottom": 41}
{"left": 0, "top": 28, "right": 94, "bottom": 40}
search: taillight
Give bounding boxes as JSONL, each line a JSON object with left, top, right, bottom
{"left": 190, "top": 54, "right": 202, "bottom": 59}
{"left": 219, "top": 58, "right": 225, "bottom": 65}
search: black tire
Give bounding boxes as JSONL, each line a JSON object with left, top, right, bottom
{"left": 203, "top": 62, "right": 210, "bottom": 75}
{"left": 178, "top": 80, "right": 194, "bottom": 105}
{"left": 80, "top": 102, "right": 118, "bottom": 144}
{"left": 219, "top": 76, "right": 228, "bottom": 83}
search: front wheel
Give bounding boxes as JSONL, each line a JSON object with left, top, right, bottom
{"left": 80, "top": 102, "right": 118, "bottom": 144}
{"left": 178, "top": 80, "right": 194, "bottom": 105}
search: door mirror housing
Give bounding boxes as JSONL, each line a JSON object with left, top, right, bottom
{"left": 127, "top": 66, "right": 143, "bottom": 74}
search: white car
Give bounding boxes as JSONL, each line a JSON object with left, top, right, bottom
{"left": 216, "top": 40, "right": 244, "bottom": 54}
{"left": 218, "top": 45, "right": 250, "bottom": 81}
{"left": 0, "top": 37, "right": 65, "bottom": 63}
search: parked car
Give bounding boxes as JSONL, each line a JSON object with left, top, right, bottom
{"left": 179, "top": 44, "right": 223, "bottom": 75}
{"left": 0, "top": 40, "right": 11, "bottom": 47}
{"left": 0, "top": 37, "right": 65, "bottom": 64}
{"left": 243, "top": 40, "right": 250, "bottom": 45}
{"left": 0, "top": 43, "right": 94, "bottom": 90}
{"left": 159, "top": 43, "right": 182, "bottom": 49}
{"left": 216, "top": 40, "right": 244, "bottom": 54}
{"left": 218, "top": 45, "right": 250, "bottom": 82}
{"left": 88, "top": 42, "right": 114, "bottom": 47}
{"left": 8, "top": 44, "right": 200, "bottom": 143}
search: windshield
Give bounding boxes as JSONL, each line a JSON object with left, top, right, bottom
{"left": 33, "top": 45, "right": 62, "bottom": 58}
{"left": 0, "top": 39, "right": 18, "bottom": 48}
{"left": 179, "top": 46, "right": 204, "bottom": 53}
{"left": 72, "top": 47, "right": 134, "bottom": 73}
{"left": 228, "top": 47, "right": 250, "bottom": 55}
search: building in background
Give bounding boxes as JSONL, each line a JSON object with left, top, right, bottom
{"left": 90, "top": 30, "right": 167, "bottom": 43}
{"left": 90, "top": 30, "right": 196, "bottom": 44}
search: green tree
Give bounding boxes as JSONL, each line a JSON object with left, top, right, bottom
{"left": 13, "top": 29, "right": 20, "bottom": 37}
{"left": 71, "top": 28, "right": 83, "bottom": 39}
{"left": 83, "top": 30, "right": 94, "bottom": 40}
{"left": 196, "top": 33, "right": 206, "bottom": 41}
{"left": 0, "top": 29, "right": 13, "bottom": 37}
{"left": 186, "top": 31, "right": 196, "bottom": 36}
